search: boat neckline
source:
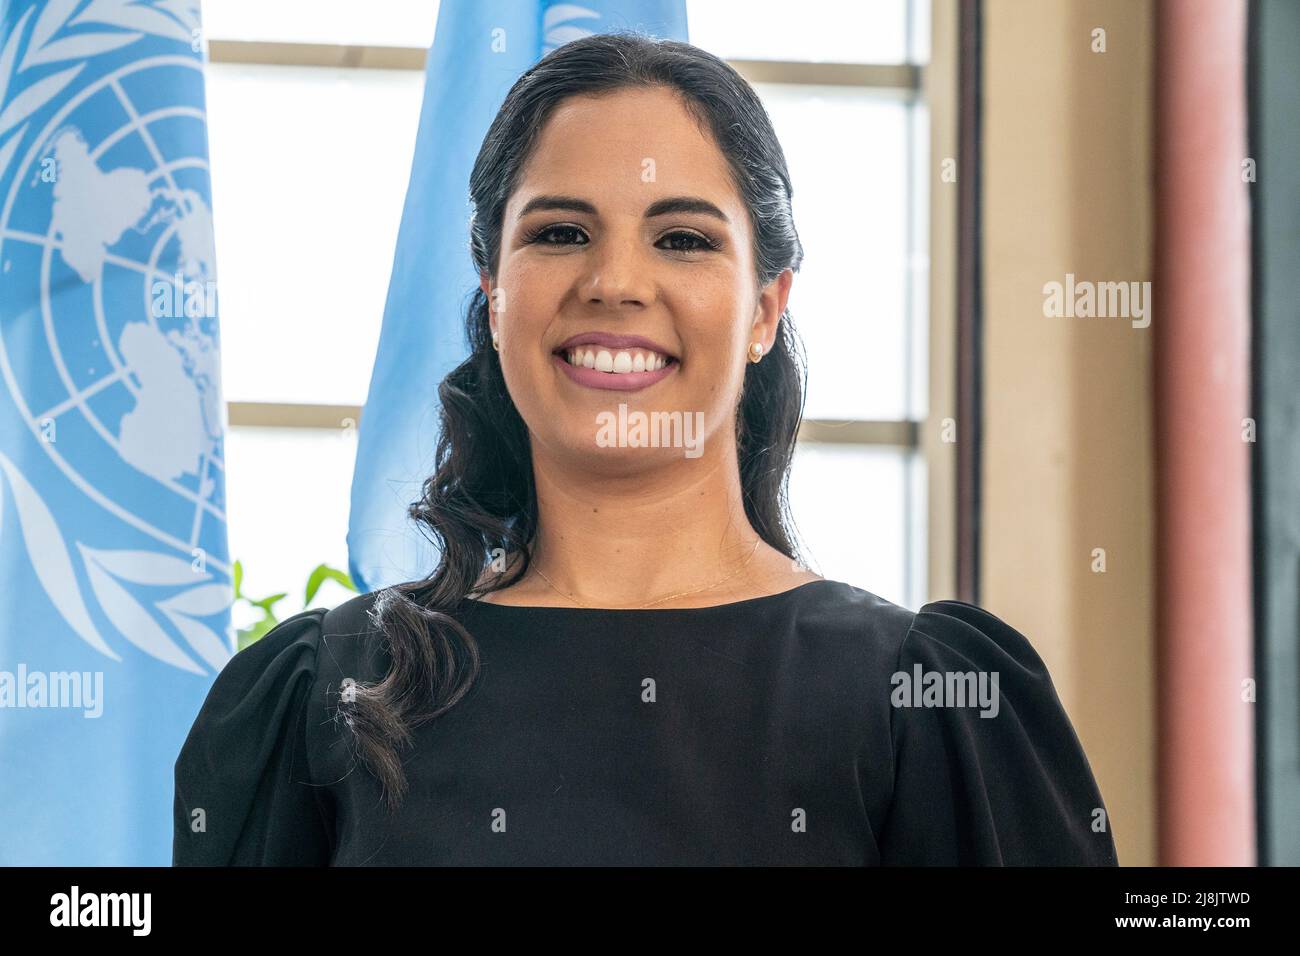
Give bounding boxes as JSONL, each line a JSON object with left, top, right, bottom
{"left": 460, "top": 578, "right": 839, "bottom": 613}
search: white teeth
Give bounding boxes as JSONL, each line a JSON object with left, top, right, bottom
{"left": 563, "top": 347, "right": 672, "bottom": 373}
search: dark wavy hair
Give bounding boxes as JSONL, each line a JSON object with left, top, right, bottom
{"left": 346, "top": 31, "right": 808, "bottom": 810}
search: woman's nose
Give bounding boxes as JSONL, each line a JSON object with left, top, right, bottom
{"left": 581, "top": 235, "right": 655, "bottom": 310}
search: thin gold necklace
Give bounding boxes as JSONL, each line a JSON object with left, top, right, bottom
{"left": 531, "top": 537, "right": 763, "bottom": 609}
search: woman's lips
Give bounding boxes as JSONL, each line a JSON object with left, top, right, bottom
{"left": 552, "top": 352, "right": 678, "bottom": 391}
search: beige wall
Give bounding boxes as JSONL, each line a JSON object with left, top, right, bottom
{"left": 980, "top": 0, "right": 1156, "bottom": 866}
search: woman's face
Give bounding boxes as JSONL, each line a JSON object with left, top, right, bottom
{"left": 483, "top": 85, "right": 791, "bottom": 471}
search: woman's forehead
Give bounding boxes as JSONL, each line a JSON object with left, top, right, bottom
{"left": 511, "top": 89, "right": 740, "bottom": 217}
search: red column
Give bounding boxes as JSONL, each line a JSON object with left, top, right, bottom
{"left": 1154, "top": 0, "right": 1254, "bottom": 866}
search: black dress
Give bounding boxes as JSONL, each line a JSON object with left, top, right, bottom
{"left": 172, "top": 580, "right": 1119, "bottom": 866}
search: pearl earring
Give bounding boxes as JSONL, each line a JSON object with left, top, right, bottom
{"left": 748, "top": 341, "right": 764, "bottom": 363}
{"left": 492, "top": 331, "right": 500, "bottom": 352}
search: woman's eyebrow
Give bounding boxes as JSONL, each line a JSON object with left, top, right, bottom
{"left": 644, "top": 196, "right": 730, "bottom": 223}
{"left": 515, "top": 194, "right": 729, "bottom": 224}
{"left": 516, "top": 195, "right": 597, "bottom": 219}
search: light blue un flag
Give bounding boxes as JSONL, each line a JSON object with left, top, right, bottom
{"left": 348, "top": 0, "right": 688, "bottom": 592}
{"left": 0, "top": 1, "right": 229, "bottom": 865}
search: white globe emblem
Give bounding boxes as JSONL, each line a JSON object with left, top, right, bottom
{"left": 0, "top": 53, "right": 232, "bottom": 675}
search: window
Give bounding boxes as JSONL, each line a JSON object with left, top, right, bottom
{"left": 205, "top": 0, "right": 933, "bottom": 611}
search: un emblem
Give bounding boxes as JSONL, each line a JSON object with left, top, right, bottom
{"left": 0, "top": 1, "right": 232, "bottom": 675}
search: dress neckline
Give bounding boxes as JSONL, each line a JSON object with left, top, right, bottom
{"left": 461, "top": 578, "right": 836, "bottom": 613}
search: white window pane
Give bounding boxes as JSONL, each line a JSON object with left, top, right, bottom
{"left": 226, "top": 430, "right": 924, "bottom": 612}
{"left": 224, "top": 427, "right": 359, "bottom": 614}
{"left": 908, "top": 439, "right": 927, "bottom": 605}
{"left": 908, "top": 98, "right": 930, "bottom": 422}
{"left": 206, "top": 64, "right": 423, "bottom": 405}
{"left": 789, "top": 443, "right": 921, "bottom": 609}
{"left": 756, "top": 84, "right": 913, "bottom": 420}
{"left": 204, "top": 0, "right": 440, "bottom": 47}
{"left": 910, "top": 0, "right": 931, "bottom": 64}
{"left": 688, "top": 0, "right": 911, "bottom": 63}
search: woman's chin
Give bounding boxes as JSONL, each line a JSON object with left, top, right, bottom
{"left": 534, "top": 409, "right": 712, "bottom": 467}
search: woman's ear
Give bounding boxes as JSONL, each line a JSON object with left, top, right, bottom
{"left": 750, "top": 268, "right": 793, "bottom": 354}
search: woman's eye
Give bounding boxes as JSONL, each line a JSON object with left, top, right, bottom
{"left": 523, "top": 225, "right": 717, "bottom": 253}
{"left": 525, "top": 224, "right": 587, "bottom": 245}
{"left": 658, "top": 231, "right": 717, "bottom": 253}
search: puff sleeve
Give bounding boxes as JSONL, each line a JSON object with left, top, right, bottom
{"left": 878, "top": 600, "right": 1119, "bottom": 865}
{"left": 173, "top": 608, "right": 333, "bottom": 865}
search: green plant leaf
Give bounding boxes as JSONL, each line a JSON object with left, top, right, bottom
{"left": 305, "top": 563, "right": 357, "bottom": 606}
{"left": 251, "top": 592, "right": 288, "bottom": 612}
{"left": 230, "top": 559, "right": 357, "bottom": 651}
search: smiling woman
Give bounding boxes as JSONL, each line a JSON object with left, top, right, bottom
{"left": 173, "top": 31, "right": 1118, "bottom": 867}
{"left": 488, "top": 86, "right": 782, "bottom": 446}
